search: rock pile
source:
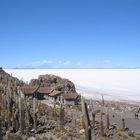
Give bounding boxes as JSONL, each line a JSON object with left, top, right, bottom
{"left": 30, "top": 74, "right": 76, "bottom": 93}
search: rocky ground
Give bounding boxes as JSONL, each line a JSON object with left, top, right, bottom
{"left": 40, "top": 98, "right": 140, "bottom": 140}
{"left": 1, "top": 67, "right": 140, "bottom": 140}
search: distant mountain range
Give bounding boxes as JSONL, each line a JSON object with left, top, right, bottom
{"left": 11, "top": 66, "right": 140, "bottom": 69}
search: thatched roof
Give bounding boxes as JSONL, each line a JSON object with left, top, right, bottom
{"left": 49, "top": 90, "right": 63, "bottom": 97}
{"left": 63, "top": 92, "right": 79, "bottom": 100}
{"left": 38, "top": 87, "right": 54, "bottom": 94}
{"left": 21, "top": 86, "right": 54, "bottom": 95}
{"left": 20, "top": 86, "right": 39, "bottom": 94}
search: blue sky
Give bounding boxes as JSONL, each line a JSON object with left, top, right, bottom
{"left": 0, "top": 0, "right": 140, "bottom": 68}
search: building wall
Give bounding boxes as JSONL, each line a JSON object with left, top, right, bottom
{"left": 44, "top": 95, "right": 49, "bottom": 100}
{"left": 64, "top": 100, "right": 75, "bottom": 105}
{"left": 42, "top": 94, "right": 80, "bottom": 105}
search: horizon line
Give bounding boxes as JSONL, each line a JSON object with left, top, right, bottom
{"left": 3, "top": 67, "right": 140, "bottom": 70}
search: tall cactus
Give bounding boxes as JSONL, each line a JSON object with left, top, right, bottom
{"left": 1, "top": 94, "right": 4, "bottom": 110}
{"left": 3, "top": 94, "right": 7, "bottom": 109}
{"left": 91, "top": 110, "right": 95, "bottom": 129}
{"left": 100, "top": 112, "right": 104, "bottom": 137}
{"left": 0, "top": 116, "right": 2, "bottom": 140}
{"left": 24, "top": 97, "right": 31, "bottom": 136}
{"left": 102, "top": 95, "right": 104, "bottom": 106}
{"left": 122, "top": 118, "right": 125, "bottom": 131}
{"left": 53, "top": 103, "right": 57, "bottom": 121}
{"left": 0, "top": 100, "right": 1, "bottom": 117}
{"left": 19, "top": 97, "right": 25, "bottom": 135}
{"left": 7, "top": 91, "right": 11, "bottom": 129}
{"left": 33, "top": 97, "right": 37, "bottom": 131}
{"left": 14, "top": 108, "right": 19, "bottom": 132}
{"left": 106, "top": 109, "right": 110, "bottom": 130}
{"left": 59, "top": 103, "right": 64, "bottom": 130}
{"left": 81, "top": 96, "right": 91, "bottom": 140}
{"left": 90, "top": 99, "right": 95, "bottom": 129}
{"left": 11, "top": 105, "right": 16, "bottom": 132}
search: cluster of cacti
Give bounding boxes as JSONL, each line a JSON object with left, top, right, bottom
{"left": 86, "top": 96, "right": 107, "bottom": 138}
{"left": 0, "top": 75, "right": 40, "bottom": 139}
{"left": 0, "top": 71, "right": 132, "bottom": 140}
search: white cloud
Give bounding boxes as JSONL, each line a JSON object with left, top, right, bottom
{"left": 16, "top": 60, "right": 73, "bottom": 68}
{"left": 29, "top": 60, "right": 55, "bottom": 66}
{"left": 15, "top": 60, "right": 100, "bottom": 68}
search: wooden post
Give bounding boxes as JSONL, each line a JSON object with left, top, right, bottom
{"left": 81, "top": 96, "right": 91, "bottom": 140}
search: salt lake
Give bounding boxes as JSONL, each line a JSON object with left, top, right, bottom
{"left": 5, "top": 69, "right": 140, "bottom": 102}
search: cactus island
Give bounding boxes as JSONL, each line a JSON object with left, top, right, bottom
{"left": 0, "top": 68, "right": 140, "bottom": 140}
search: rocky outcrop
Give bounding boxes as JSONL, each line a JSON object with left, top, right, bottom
{"left": 0, "top": 67, "right": 24, "bottom": 87}
{"left": 30, "top": 74, "right": 76, "bottom": 93}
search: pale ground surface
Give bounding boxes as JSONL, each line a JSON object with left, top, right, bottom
{"left": 5, "top": 69, "right": 140, "bottom": 102}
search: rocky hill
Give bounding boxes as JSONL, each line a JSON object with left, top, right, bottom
{"left": 30, "top": 74, "right": 76, "bottom": 93}
{"left": 0, "top": 67, "right": 23, "bottom": 88}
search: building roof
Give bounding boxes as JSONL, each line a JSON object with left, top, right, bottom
{"left": 20, "top": 86, "right": 39, "bottom": 94}
{"left": 21, "top": 86, "right": 54, "bottom": 95}
{"left": 49, "top": 90, "right": 63, "bottom": 97}
{"left": 63, "top": 92, "right": 79, "bottom": 100}
{"left": 38, "top": 87, "right": 54, "bottom": 94}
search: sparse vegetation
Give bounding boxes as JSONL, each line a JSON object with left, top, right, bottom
{"left": 0, "top": 68, "right": 140, "bottom": 140}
